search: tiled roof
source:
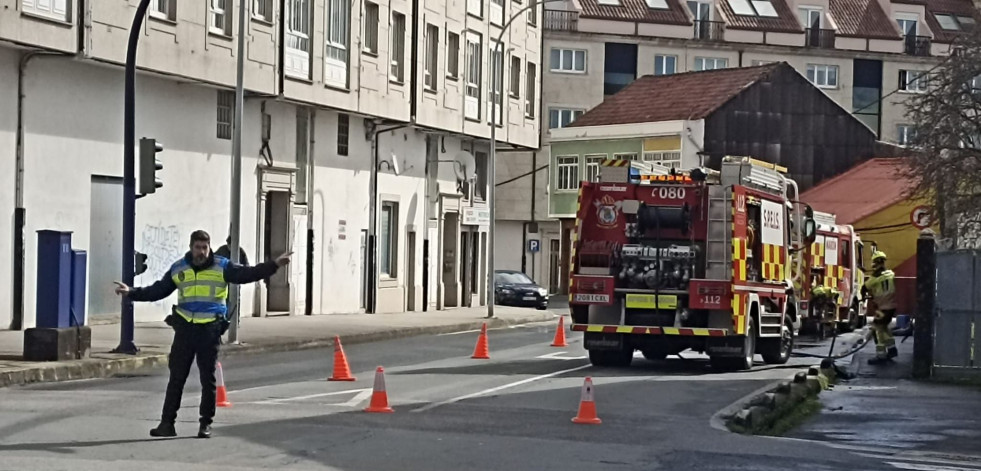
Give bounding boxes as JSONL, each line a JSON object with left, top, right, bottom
{"left": 567, "top": 63, "right": 782, "bottom": 128}
{"left": 924, "top": 0, "right": 981, "bottom": 43}
{"left": 715, "top": 0, "right": 804, "bottom": 33}
{"left": 577, "top": 0, "right": 692, "bottom": 25}
{"left": 829, "top": 0, "right": 901, "bottom": 39}
{"left": 799, "top": 158, "right": 911, "bottom": 224}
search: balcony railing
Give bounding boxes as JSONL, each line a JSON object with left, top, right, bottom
{"left": 544, "top": 10, "right": 579, "bottom": 32}
{"left": 805, "top": 28, "right": 836, "bottom": 48}
{"left": 693, "top": 20, "right": 725, "bottom": 41}
{"left": 904, "top": 34, "right": 932, "bottom": 56}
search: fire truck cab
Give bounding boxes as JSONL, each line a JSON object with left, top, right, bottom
{"left": 569, "top": 156, "right": 817, "bottom": 371}
{"left": 799, "top": 211, "right": 867, "bottom": 338}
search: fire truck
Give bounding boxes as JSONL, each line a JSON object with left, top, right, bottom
{"left": 798, "top": 211, "right": 867, "bottom": 338}
{"left": 568, "top": 156, "right": 817, "bottom": 371}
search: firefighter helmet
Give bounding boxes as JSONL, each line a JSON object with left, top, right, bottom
{"left": 871, "top": 251, "right": 887, "bottom": 262}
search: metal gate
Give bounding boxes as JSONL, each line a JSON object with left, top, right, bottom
{"left": 934, "top": 249, "right": 981, "bottom": 379}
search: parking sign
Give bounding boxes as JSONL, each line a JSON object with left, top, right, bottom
{"left": 528, "top": 239, "right": 540, "bottom": 253}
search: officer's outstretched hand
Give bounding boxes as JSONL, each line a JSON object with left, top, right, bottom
{"left": 275, "top": 251, "right": 293, "bottom": 267}
{"left": 113, "top": 281, "right": 131, "bottom": 296}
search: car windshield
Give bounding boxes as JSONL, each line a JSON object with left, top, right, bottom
{"left": 496, "top": 272, "right": 534, "bottom": 284}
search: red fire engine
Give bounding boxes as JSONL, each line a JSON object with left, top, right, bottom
{"left": 798, "top": 211, "right": 867, "bottom": 338}
{"left": 568, "top": 156, "right": 817, "bottom": 370}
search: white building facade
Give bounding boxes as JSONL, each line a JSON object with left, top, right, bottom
{"left": 0, "top": 0, "right": 542, "bottom": 329}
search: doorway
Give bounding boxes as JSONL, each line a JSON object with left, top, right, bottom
{"left": 407, "top": 231, "right": 417, "bottom": 311}
{"left": 361, "top": 229, "right": 368, "bottom": 310}
{"left": 549, "top": 239, "right": 560, "bottom": 293}
{"left": 264, "top": 190, "right": 291, "bottom": 314}
{"left": 442, "top": 213, "right": 459, "bottom": 307}
{"left": 89, "top": 176, "right": 123, "bottom": 321}
{"left": 460, "top": 231, "right": 472, "bottom": 307}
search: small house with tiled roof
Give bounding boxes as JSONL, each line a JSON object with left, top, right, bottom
{"left": 547, "top": 62, "right": 880, "bottom": 219}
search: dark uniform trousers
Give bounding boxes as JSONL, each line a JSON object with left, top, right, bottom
{"left": 162, "top": 317, "right": 222, "bottom": 425}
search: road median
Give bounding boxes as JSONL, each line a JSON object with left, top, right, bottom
{"left": 717, "top": 365, "right": 833, "bottom": 435}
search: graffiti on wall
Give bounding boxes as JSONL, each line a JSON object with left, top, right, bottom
{"left": 140, "top": 224, "right": 182, "bottom": 308}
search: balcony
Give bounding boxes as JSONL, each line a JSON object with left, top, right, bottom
{"left": 693, "top": 20, "right": 725, "bottom": 41}
{"left": 904, "top": 34, "right": 932, "bottom": 56}
{"left": 805, "top": 28, "right": 835, "bottom": 48}
{"left": 544, "top": 10, "right": 579, "bottom": 32}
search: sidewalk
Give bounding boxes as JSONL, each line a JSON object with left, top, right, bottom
{"left": 0, "top": 305, "right": 558, "bottom": 388}
{"left": 790, "top": 333, "right": 981, "bottom": 457}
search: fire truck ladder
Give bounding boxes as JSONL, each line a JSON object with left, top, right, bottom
{"left": 705, "top": 184, "right": 730, "bottom": 280}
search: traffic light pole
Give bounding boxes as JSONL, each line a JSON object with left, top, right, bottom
{"left": 113, "top": 0, "right": 152, "bottom": 355}
{"left": 227, "top": 0, "right": 247, "bottom": 344}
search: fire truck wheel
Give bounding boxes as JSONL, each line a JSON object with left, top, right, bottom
{"left": 641, "top": 349, "right": 667, "bottom": 361}
{"left": 588, "top": 346, "right": 634, "bottom": 367}
{"left": 761, "top": 319, "right": 794, "bottom": 365}
{"left": 710, "top": 318, "right": 756, "bottom": 371}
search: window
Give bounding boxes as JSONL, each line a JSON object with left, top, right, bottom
{"left": 363, "top": 2, "right": 379, "bottom": 54}
{"left": 151, "top": 0, "right": 176, "bottom": 21}
{"left": 337, "top": 114, "right": 350, "bottom": 156}
{"left": 655, "top": 55, "right": 676, "bottom": 75}
{"left": 447, "top": 32, "right": 460, "bottom": 79}
{"left": 488, "top": 42, "right": 503, "bottom": 124}
{"left": 380, "top": 202, "right": 399, "bottom": 278}
{"left": 254, "top": 0, "right": 273, "bottom": 22}
{"left": 550, "top": 48, "right": 586, "bottom": 73}
{"left": 646, "top": 0, "right": 669, "bottom": 8}
{"left": 694, "top": 57, "right": 727, "bottom": 71}
{"left": 897, "top": 125, "right": 916, "bottom": 146}
{"left": 510, "top": 56, "right": 522, "bottom": 98}
{"left": 585, "top": 155, "right": 605, "bottom": 182}
{"left": 799, "top": 6, "right": 822, "bottom": 28}
{"left": 526, "top": 62, "right": 537, "bottom": 118}
{"left": 390, "top": 12, "right": 406, "bottom": 83}
{"left": 614, "top": 152, "right": 638, "bottom": 160}
{"left": 549, "top": 108, "right": 583, "bottom": 129}
{"left": 642, "top": 151, "right": 682, "bottom": 168}
{"left": 751, "top": 59, "right": 774, "bottom": 66}
{"left": 465, "top": 32, "right": 482, "bottom": 120}
{"left": 210, "top": 0, "right": 232, "bottom": 35}
{"left": 935, "top": 13, "right": 959, "bottom": 30}
{"left": 528, "top": 1, "right": 538, "bottom": 25}
{"left": 22, "top": 0, "right": 70, "bottom": 21}
{"left": 899, "top": 69, "right": 928, "bottom": 93}
{"left": 727, "top": 0, "right": 776, "bottom": 16}
{"left": 286, "top": 0, "right": 312, "bottom": 79}
{"left": 325, "top": 0, "right": 351, "bottom": 88}
{"left": 424, "top": 24, "right": 439, "bottom": 91}
{"left": 806, "top": 64, "right": 838, "bottom": 88}
{"left": 474, "top": 152, "right": 488, "bottom": 201}
{"left": 896, "top": 17, "right": 917, "bottom": 36}
{"left": 467, "top": 0, "right": 483, "bottom": 17}
{"left": 217, "top": 91, "right": 233, "bottom": 140}
{"left": 491, "top": 0, "right": 505, "bottom": 25}
{"left": 296, "top": 109, "right": 309, "bottom": 204}
{"left": 556, "top": 156, "right": 580, "bottom": 191}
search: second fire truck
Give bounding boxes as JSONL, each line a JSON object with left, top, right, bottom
{"left": 568, "top": 156, "right": 817, "bottom": 370}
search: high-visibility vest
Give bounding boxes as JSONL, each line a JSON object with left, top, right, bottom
{"left": 863, "top": 269, "right": 896, "bottom": 311}
{"left": 170, "top": 257, "right": 229, "bottom": 324}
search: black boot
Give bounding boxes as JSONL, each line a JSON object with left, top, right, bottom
{"left": 150, "top": 422, "right": 177, "bottom": 437}
{"left": 887, "top": 347, "right": 898, "bottom": 359}
{"left": 197, "top": 423, "right": 212, "bottom": 439}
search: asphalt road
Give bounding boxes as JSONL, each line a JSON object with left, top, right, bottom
{"left": 0, "top": 321, "right": 961, "bottom": 471}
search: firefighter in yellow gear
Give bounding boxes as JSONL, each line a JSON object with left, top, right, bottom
{"left": 862, "top": 251, "right": 898, "bottom": 364}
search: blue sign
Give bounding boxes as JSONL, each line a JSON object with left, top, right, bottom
{"left": 528, "top": 239, "right": 540, "bottom": 253}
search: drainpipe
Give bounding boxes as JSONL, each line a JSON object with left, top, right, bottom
{"left": 367, "top": 121, "right": 409, "bottom": 313}
{"left": 13, "top": 51, "right": 64, "bottom": 331}
{"left": 305, "top": 109, "right": 315, "bottom": 315}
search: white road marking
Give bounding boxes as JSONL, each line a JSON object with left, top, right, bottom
{"left": 536, "top": 351, "right": 588, "bottom": 360}
{"left": 410, "top": 363, "right": 592, "bottom": 413}
{"left": 250, "top": 388, "right": 373, "bottom": 406}
{"left": 885, "top": 461, "right": 981, "bottom": 471}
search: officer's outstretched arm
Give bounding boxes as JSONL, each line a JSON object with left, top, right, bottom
{"left": 129, "top": 270, "right": 178, "bottom": 302}
{"left": 224, "top": 260, "right": 279, "bottom": 285}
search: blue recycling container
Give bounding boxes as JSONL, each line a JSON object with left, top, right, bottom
{"left": 36, "top": 230, "right": 73, "bottom": 328}
{"left": 70, "top": 249, "right": 87, "bottom": 327}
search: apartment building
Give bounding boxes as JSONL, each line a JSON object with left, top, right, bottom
{"left": 492, "top": 0, "right": 978, "bottom": 293}
{"left": 0, "top": 0, "right": 542, "bottom": 330}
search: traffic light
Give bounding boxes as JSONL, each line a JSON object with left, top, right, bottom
{"left": 134, "top": 251, "right": 148, "bottom": 275}
{"left": 139, "top": 137, "right": 164, "bottom": 195}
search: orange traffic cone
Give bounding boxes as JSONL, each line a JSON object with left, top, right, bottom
{"left": 328, "top": 336, "right": 357, "bottom": 381}
{"left": 471, "top": 323, "right": 490, "bottom": 359}
{"left": 571, "top": 377, "right": 601, "bottom": 424}
{"left": 551, "top": 316, "right": 569, "bottom": 347}
{"left": 363, "top": 366, "right": 394, "bottom": 413}
{"left": 216, "top": 361, "right": 232, "bottom": 408}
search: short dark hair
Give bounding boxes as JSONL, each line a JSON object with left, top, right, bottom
{"left": 190, "top": 230, "right": 211, "bottom": 245}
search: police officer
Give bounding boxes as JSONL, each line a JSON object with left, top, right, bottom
{"left": 862, "top": 250, "right": 897, "bottom": 365}
{"left": 113, "top": 230, "right": 291, "bottom": 438}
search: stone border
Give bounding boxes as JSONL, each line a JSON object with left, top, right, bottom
{"left": 722, "top": 366, "right": 832, "bottom": 435}
{"left": 1, "top": 312, "right": 556, "bottom": 389}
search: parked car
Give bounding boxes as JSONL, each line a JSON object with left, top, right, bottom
{"left": 494, "top": 270, "right": 549, "bottom": 310}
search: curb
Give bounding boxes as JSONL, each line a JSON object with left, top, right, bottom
{"left": 717, "top": 366, "right": 831, "bottom": 435}
{"left": 0, "top": 312, "right": 557, "bottom": 389}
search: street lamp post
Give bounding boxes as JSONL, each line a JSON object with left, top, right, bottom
{"left": 487, "top": 0, "right": 560, "bottom": 318}
{"left": 227, "top": 0, "right": 248, "bottom": 344}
